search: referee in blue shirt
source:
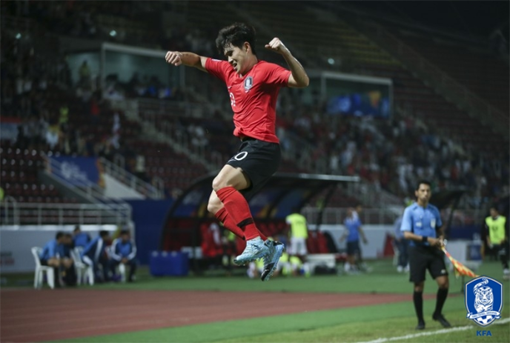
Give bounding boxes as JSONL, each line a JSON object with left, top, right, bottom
{"left": 401, "top": 180, "right": 451, "bottom": 330}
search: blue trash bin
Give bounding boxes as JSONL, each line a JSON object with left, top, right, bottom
{"left": 150, "top": 251, "right": 189, "bottom": 276}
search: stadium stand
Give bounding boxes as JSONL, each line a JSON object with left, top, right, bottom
{"left": 390, "top": 29, "right": 509, "bottom": 114}
{"left": 1, "top": 1, "right": 507, "bottom": 213}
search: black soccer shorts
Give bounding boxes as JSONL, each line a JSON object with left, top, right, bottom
{"left": 226, "top": 138, "right": 281, "bottom": 200}
{"left": 346, "top": 241, "right": 360, "bottom": 255}
{"left": 408, "top": 245, "right": 448, "bottom": 283}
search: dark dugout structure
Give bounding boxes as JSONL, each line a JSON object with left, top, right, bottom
{"left": 430, "top": 189, "right": 466, "bottom": 236}
{"left": 159, "top": 172, "right": 359, "bottom": 270}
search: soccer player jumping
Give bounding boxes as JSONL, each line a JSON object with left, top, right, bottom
{"left": 165, "top": 23, "right": 309, "bottom": 281}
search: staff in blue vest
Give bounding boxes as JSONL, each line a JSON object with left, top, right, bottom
{"left": 81, "top": 230, "right": 111, "bottom": 282}
{"left": 401, "top": 180, "right": 450, "bottom": 330}
{"left": 109, "top": 229, "right": 137, "bottom": 282}
{"left": 39, "top": 232, "right": 73, "bottom": 287}
{"left": 57, "top": 233, "right": 77, "bottom": 286}
{"left": 73, "top": 225, "right": 91, "bottom": 248}
{"left": 339, "top": 207, "right": 368, "bottom": 273}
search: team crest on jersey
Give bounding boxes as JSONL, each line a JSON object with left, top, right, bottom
{"left": 465, "top": 276, "right": 502, "bottom": 327}
{"left": 244, "top": 76, "right": 253, "bottom": 92}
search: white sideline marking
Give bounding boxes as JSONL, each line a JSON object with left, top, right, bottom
{"left": 357, "top": 317, "right": 510, "bottom": 343}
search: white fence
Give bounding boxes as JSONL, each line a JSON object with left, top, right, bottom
{"left": 303, "top": 206, "right": 486, "bottom": 227}
{"left": 1, "top": 202, "right": 131, "bottom": 226}
{"left": 303, "top": 207, "right": 396, "bottom": 225}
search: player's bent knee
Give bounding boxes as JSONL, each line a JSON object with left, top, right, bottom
{"left": 211, "top": 176, "right": 231, "bottom": 191}
{"left": 207, "top": 201, "right": 221, "bottom": 214}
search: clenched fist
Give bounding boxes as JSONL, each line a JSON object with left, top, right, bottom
{"left": 264, "top": 37, "right": 290, "bottom": 55}
{"left": 165, "top": 51, "right": 182, "bottom": 66}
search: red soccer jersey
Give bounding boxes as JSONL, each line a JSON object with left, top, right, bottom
{"left": 205, "top": 58, "right": 291, "bottom": 143}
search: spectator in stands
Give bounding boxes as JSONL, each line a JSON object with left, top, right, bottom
{"left": 484, "top": 206, "right": 509, "bottom": 278}
{"left": 39, "top": 232, "right": 73, "bottom": 287}
{"left": 81, "top": 230, "right": 111, "bottom": 283}
{"left": 394, "top": 211, "right": 409, "bottom": 273}
{"left": 286, "top": 208, "right": 309, "bottom": 264}
{"left": 89, "top": 92, "right": 101, "bottom": 125}
{"left": 73, "top": 225, "right": 91, "bottom": 248}
{"left": 78, "top": 60, "right": 91, "bottom": 87}
{"left": 339, "top": 208, "right": 368, "bottom": 273}
{"left": 165, "top": 22, "right": 309, "bottom": 282}
{"left": 401, "top": 180, "right": 450, "bottom": 330}
{"left": 109, "top": 229, "right": 137, "bottom": 282}
{"left": 134, "top": 154, "right": 147, "bottom": 182}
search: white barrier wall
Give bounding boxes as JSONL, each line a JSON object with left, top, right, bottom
{"left": 0, "top": 225, "right": 117, "bottom": 273}
{"left": 313, "top": 224, "right": 394, "bottom": 259}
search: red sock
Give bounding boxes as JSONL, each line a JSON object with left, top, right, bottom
{"left": 215, "top": 187, "right": 266, "bottom": 241}
{"left": 214, "top": 207, "right": 245, "bottom": 240}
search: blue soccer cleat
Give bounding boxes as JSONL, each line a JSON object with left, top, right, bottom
{"left": 234, "top": 237, "right": 269, "bottom": 265}
{"left": 261, "top": 240, "right": 285, "bottom": 281}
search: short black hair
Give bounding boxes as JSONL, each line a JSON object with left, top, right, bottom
{"left": 99, "top": 230, "right": 109, "bottom": 238}
{"left": 56, "top": 232, "right": 64, "bottom": 240}
{"left": 415, "top": 180, "right": 431, "bottom": 191}
{"left": 120, "top": 229, "right": 129, "bottom": 236}
{"left": 74, "top": 225, "right": 80, "bottom": 232}
{"left": 215, "top": 22, "right": 257, "bottom": 55}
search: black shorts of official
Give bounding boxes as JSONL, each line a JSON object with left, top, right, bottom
{"left": 346, "top": 241, "right": 360, "bottom": 255}
{"left": 226, "top": 138, "right": 281, "bottom": 200}
{"left": 408, "top": 245, "right": 448, "bottom": 283}
{"left": 492, "top": 244, "right": 509, "bottom": 256}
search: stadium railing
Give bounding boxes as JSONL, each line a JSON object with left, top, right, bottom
{"left": 303, "top": 207, "right": 396, "bottom": 225}
{"left": 1, "top": 201, "right": 131, "bottom": 226}
{"left": 44, "top": 155, "right": 132, "bottom": 223}
{"left": 99, "top": 157, "right": 164, "bottom": 200}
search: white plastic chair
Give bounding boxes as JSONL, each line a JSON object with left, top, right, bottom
{"left": 72, "top": 247, "right": 94, "bottom": 285}
{"left": 118, "top": 263, "right": 126, "bottom": 282}
{"left": 31, "top": 247, "right": 55, "bottom": 289}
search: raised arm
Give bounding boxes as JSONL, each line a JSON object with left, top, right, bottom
{"left": 265, "top": 38, "right": 309, "bottom": 88}
{"left": 165, "top": 51, "right": 208, "bottom": 73}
